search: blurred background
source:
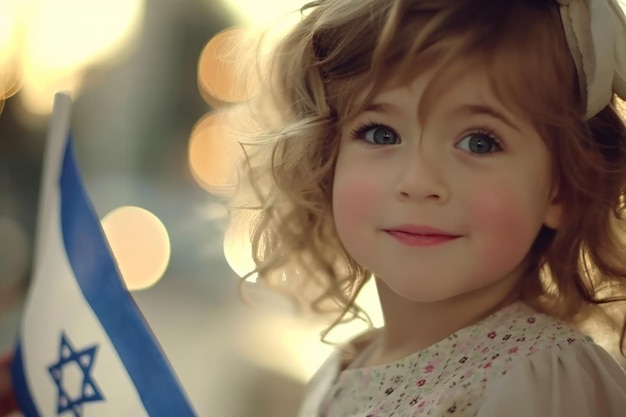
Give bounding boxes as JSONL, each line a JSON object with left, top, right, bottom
{"left": 4, "top": 2, "right": 625, "bottom": 417}
{"left": 0, "top": 0, "right": 383, "bottom": 416}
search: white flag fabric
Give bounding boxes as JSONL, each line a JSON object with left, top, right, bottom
{"left": 11, "top": 93, "right": 198, "bottom": 417}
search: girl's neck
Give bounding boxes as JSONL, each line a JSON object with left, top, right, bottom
{"left": 367, "top": 276, "right": 521, "bottom": 367}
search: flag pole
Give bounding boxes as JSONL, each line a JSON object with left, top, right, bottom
{"left": 13, "top": 91, "right": 198, "bottom": 417}
{"left": 31, "top": 92, "right": 73, "bottom": 283}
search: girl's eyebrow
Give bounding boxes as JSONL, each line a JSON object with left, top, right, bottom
{"left": 364, "top": 101, "right": 521, "bottom": 133}
{"left": 452, "top": 104, "right": 522, "bottom": 133}
{"left": 364, "top": 102, "right": 402, "bottom": 115}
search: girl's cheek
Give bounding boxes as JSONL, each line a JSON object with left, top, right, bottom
{"left": 467, "top": 187, "right": 539, "bottom": 272}
{"left": 333, "top": 177, "right": 380, "bottom": 235}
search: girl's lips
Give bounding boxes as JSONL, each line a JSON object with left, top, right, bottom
{"left": 384, "top": 230, "right": 461, "bottom": 247}
{"left": 382, "top": 224, "right": 462, "bottom": 247}
{"left": 385, "top": 224, "right": 458, "bottom": 236}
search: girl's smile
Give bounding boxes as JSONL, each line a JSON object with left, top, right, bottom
{"left": 332, "top": 60, "right": 563, "bottom": 305}
{"left": 383, "top": 225, "right": 462, "bottom": 247}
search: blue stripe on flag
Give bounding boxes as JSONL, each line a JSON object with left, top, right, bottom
{"left": 12, "top": 343, "right": 42, "bottom": 417}
{"left": 58, "top": 135, "right": 196, "bottom": 416}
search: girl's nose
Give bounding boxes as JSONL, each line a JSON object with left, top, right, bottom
{"left": 393, "top": 150, "right": 449, "bottom": 203}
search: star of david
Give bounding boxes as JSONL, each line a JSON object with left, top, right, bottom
{"left": 48, "top": 332, "right": 104, "bottom": 417}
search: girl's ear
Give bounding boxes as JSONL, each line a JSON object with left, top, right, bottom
{"left": 543, "top": 190, "right": 563, "bottom": 230}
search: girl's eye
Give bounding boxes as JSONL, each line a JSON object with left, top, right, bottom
{"left": 351, "top": 123, "right": 400, "bottom": 145}
{"left": 456, "top": 131, "right": 503, "bottom": 154}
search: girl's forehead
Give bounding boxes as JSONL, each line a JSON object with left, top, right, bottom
{"left": 375, "top": 59, "right": 484, "bottom": 100}
{"left": 332, "top": 29, "right": 576, "bottom": 132}
{"left": 350, "top": 55, "right": 510, "bottom": 119}
{"left": 316, "top": 0, "right": 577, "bottom": 130}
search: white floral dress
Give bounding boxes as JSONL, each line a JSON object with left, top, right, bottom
{"left": 297, "top": 302, "right": 626, "bottom": 417}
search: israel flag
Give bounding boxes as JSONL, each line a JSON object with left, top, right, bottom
{"left": 11, "top": 93, "right": 198, "bottom": 417}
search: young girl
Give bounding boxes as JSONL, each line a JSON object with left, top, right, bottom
{"left": 227, "top": 0, "right": 626, "bottom": 415}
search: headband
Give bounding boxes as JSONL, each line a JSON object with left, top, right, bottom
{"left": 558, "top": 0, "right": 626, "bottom": 118}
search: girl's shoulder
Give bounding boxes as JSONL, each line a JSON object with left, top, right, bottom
{"left": 297, "top": 302, "right": 626, "bottom": 417}
{"left": 429, "top": 301, "right": 595, "bottom": 376}
{"left": 448, "top": 301, "right": 604, "bottom": 389}
{"left": 462, "top": 300, "right": 594, "bottom": 358}
{"left": 449, "top": 302, "right": 626, "bottom": 416}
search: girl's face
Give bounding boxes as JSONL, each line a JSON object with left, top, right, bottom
{"left": 332, "top": 63, "right": 563, "bottom": 303}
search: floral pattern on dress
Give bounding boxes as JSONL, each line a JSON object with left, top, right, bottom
{"left": 314, "top": 302, "right": 595, "bottom": 417}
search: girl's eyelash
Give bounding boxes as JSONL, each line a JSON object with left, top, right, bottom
{"left": 349, "top": 120, "right": 392, "bottom": 141}
{"left": 459, "top": 128, "right": 505, "bottom": 150}
{"left": 350, "top": 122, "right": 504, "bottom": 148}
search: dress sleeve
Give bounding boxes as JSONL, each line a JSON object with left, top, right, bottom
{"left": 476, "top": 342, "right": 626, "bottom": 417}
{"left": 296, "top": 351, "right": 340, "bottom": 417}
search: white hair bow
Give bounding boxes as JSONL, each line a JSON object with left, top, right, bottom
{"left": 558, "top": 0, "right": 626, "bottom": 118}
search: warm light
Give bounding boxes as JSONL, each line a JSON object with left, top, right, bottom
{"left": 0, "top": 0, "right": 25, "bottom": 100}
{"left": 355, "top": 278, "right": 384, "bottom": 328}
{"left": 223, "top": 210, "right": 257, "bottom": 282}
{"left": 198, "top": 28, "right": 259, "bottom": 107}
{"left": 188, "top": 112, "right": 242, "bottom": 195}
{"left": 19, "top": 70, "right": 83, "bottom": 115}
{"left": 617, "top": 98, "right": 626, "bottom": 119}
{"left": 24, "top": 0, "right": 143, "bottom": 70}
{"left": 101, "top": 206, "right": 170, "bottom": 291}
{"left": 216, "top": 0, "right": 306, "bottom": 26}
{"left": 18, "top": 0, "right": 144, "bottom": 114}
{"left": 0, "top": 0, "right": 22, "bottom": 49}
{"left": 282, "top": 280, "right": 382, "bottom": 381}
{"left": 224, "top": 218, "right": 384, "bottom": 380}
{"left": 237, "top": 313, "right": 335, "bottom": 382}
{"left": 238, "top": 298, "right": 380, "bottom": 383}
{"left": 0, "top": 63, "right": 22, "bottom": 101}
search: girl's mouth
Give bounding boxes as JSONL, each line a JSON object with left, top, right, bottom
{"left": 383, "top": 225, "right": 461, "bottom": 247}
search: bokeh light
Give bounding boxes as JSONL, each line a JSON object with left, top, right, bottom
{"left": 0, "top": 0, "right": 25, "bottom": 103}
{"left": 0, "top": 0, "right": 144, "bottom": 115}
{"left": 101, "top": 206, "right": 170, "bottom": 291}
{"left": 237, "top": 279, "right": 384, "bottom": 382}
{"left": 0, "top": 0, "right": 23, "bottom": 54}
{"left": 237, "top": 314, "right": 334, "bottom": 382}
{"left": 0, "top": 216, "right": 31, "bottom": 287}
{"left": 618, "top": 98, "right": 626, "bottom": 119}
{"left": 223, "top": 209, "right": 257, "bottom": 282}
{"left": 0, "top": 46, "right": 22, "bottom": 103}
{"left": 355, "top": 278, "right": 384, "bottom": 328}
{"left": 198, "top": 27, "right": 259, "bottom": 107}
{"left": 188, "top": 112, "right": 243, "bottom": 195}
{"left": 217, "top": 0, "right": 306, "bottom": 26}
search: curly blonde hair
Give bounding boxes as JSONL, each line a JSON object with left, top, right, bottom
{"left": 227, "top": 0, "right": 626, "bottom": 352}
